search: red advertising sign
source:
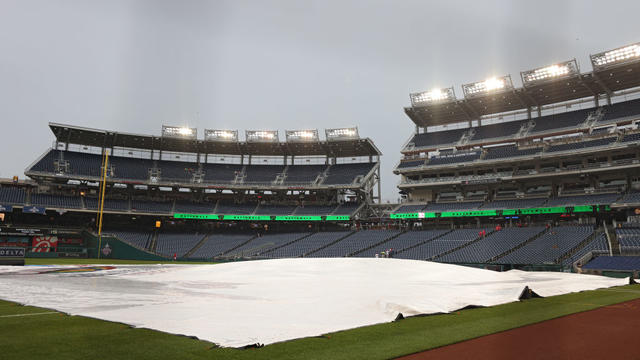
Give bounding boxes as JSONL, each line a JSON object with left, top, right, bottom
{"left": 32, "top": 236, "right": 58, "bottom": 252}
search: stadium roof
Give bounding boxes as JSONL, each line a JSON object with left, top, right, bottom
{"left": 406, "top": 43, "right": 640, "bottom": 128}
{"left": 48, "top": 123, "right": 382, "bottom": 157}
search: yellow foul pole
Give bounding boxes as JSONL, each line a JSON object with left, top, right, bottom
{"left": 97, "top": 150, "right": 109, "bottom": 258}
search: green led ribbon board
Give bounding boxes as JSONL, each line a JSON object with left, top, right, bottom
{"left": 173, "top": 213, "right": 220, "bottom": 220}
{"left": 514, "top": 207, "right": 566, "bottom": 215}
{"left": 440, "top": 210, "right": 497, "bottom": 218}
{"left": 390, "top": 212, "right": 436, "bottom": 219}
{"left": 572, "top": 205, "right": 594, "bottom": 213}
{"left": 325, "top": 215, "right": 351, "bottom": 221}
{"left": 275, "top": 216, "right": 323, "bottom": 221}
{"left": 222, "top": 215, "right": 272, "bottom": 221}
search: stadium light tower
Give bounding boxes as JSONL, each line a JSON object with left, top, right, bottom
{"left": 286, "top": 129, "right": 319, "bottom": 142}
{"left": 205, "top": 129, "right": 238, "bottom": 142}
{"left": 521, "top": 59, "right": 579, "bottom": 86}
{"left": 161, "top": 125, "right": 197, "bottom": 139}
{"left": 462, "top": 75, "right": 514, "bottom": 98}
{"left": 246, "top": 130, "right": 279, "bottom": 143}
{"left": 591, "top": 43, "right": 640, "bottom": 69}
{"left": 325, "top": 127, "right": 359, "bottom": 141}
{"left": 409, "top": 87, "right": 456, "bottom": 107}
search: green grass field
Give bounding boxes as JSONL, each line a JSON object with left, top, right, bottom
{"left": 1, "top": 260, "right": 639, "bottom": 360}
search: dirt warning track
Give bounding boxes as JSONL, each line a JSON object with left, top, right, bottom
{"left": 397, "top": 297, "right": 640, "bottom": 360}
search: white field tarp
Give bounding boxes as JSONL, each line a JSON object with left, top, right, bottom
{"left": 0, "top": 258, "right": 627, "bottom": 347}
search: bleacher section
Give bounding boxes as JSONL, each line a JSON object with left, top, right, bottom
{"left": 496, "top": 226, "right": 594, "bottom": 264}
{"left": 131, "top": 200, "right": 173, "bottom": 213}
{"left": 408, "top": 128, "right": 467, "bottom": 149}
{"left": 423, "top": 202, "right": 482, "bottom": 211}
{"left": 323, "top": 163, "right": 375, "bottom": 185}
{"left": 155, "top": 232, "right": 205, "bottom": 257}
{"left": 547, "top": 137, "right": 617, "bottom": 153}
{"left": 255, "top": 205, "right": 297, "bottom": 215}
{"left": 599, "top": 98, "right": 640, "bottom": 124}
{"left": 202, "top": 163, "right": 242, "bottom": 183}
{"left": 295, "top": 205, "right": 339, "bottom": 215}
{"left": 85, "top": 197, "right": 129, "bottom": 211}
{"left": 529, "top": 109, "right": 591, "bottom": 134}
{"left": 265, "top": 232, "right": 351, "bottom": 258}
{"left": 30, "top": 194, "right": 82, "bottom": 209}
{"left": 243, "top": 165, "right": 284, "bottom": 184}
{"left": 583, "top": 256, "right": 640, "bottom": 271}
{"left": 437, "top": 227, "right": 545, "bottom": 263}
{"left": 469, "top": 120, "right": 527, "bottom": 142}
{"left": 215, "top": 201, "right": 257, "bottom": 215}
{"left": 616, "top": 227, "right": 640, "bottom": 253}
{"left": 190, "top": 234, "right": 255, "bottom": 259}
{"left": 484, "top": 145, "right": 541, "bottom": 160}
{"left": 226, "top": 233, "right": 310, "bottom": 257}
{"left": 284, "top": 165, "right": 325, "bottom": 184}
{"left": 545, "top": 193, "right": 620, "bottom": 207}
{"left": 28, "top": 150, "right": 376, "bottom": 188}
{"left": 355, "top": 230, "right": 447, "bottom": 258}
{"left": 174, "top": 201, "right": 215, "bottom": 214}
{"left": 110, "top": 230, "right": 152, "bottom": 250}
{"left": 562, "top": 233, "right": 609, "bottom": 267}
{"left": 480, "top": 198, "right": 547, "bottom": 209}
{"left": 396, "top": 228, "right": 489, "bottom": 260}
{"left": 309, "top": 230, "right": 400, "bottom": 257}
{"left": 0, "top": 187, "right": 26, "bottom": 205}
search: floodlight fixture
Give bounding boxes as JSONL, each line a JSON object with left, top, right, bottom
{"left": 462, "top": 75, "right": 513, "bottom": 98}
{"left": 246, "top": 130, "right": 279, "bottom": 143}
{"left": 204, "top": 129, "right": 238, "bottom": 142}
{"left": 286, "top": 129, "right": 319, "bottom": 142}
{"left": 325, "top": 127, "right": 359, "bottom": 141}
{"left": 161, "top": 125, "right": 197, "bottom": 139}
{"left": 591, "top": 43, "right": 640, "bottom": 69}
{"left": 410, "top": 87, "right": 456, "bottom": 106}
{"left": 521, "top": 59, "right": 579, "bottom": 86}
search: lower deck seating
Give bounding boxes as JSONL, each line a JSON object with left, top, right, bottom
{"left": 496, "top": 226, "right": 594, "bottom": 264}
{"left": 438, "top": 227, "right": 545, "bottom": 263}
{"left": 111, "top": 230, "right": 152, "bottom": 250}
{"left": 226, "top": 233, "right": 310, "bottom": 257}
{"left": 155, "top": 232, "right": 205, "bottom": 257}
{"left": 582, "top": 256, "right": 640, "bottom": 271}
{"left": 190, "top": 234, "right": 255, "bottom": 258}
{"left": 396, "top": 228, "right": 489, "bottom": 260}
{"left": 265, "top": 232, "right": 351, "bottom": 258}
{"left": 308, "top": 230, "right": 400, "bottom": 257}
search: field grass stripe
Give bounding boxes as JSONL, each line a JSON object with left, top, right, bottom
{"left": 0, "top": 311, "right": 58, "bottom": 318}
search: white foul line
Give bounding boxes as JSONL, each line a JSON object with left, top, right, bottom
{"left": 0, "top": 312, "right": 58, "bottom": 318}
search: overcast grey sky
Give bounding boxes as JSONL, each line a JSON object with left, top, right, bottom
{"left": 1, "top": 0, "right": 639, "bottom": 202}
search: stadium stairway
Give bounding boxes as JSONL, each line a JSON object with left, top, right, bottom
{"left": 304, "top": 231, "right": 357, "bottom": 257}
{"left": 348, "top": 230, "right": 408, "bottom": 257}
{"left": 605, "top": 221, "right": 621, "bottom": 255}
{"left": 219, "top": 235, "right": 258, "bottom": 257}
{"left": 260, "top": 232, "right": 316, "bottom": 257}
{"left": 149, "top": 231, "right": 159, "bottom": 252}
{"left": 557, "top": 229, "right": 602, "bottom": 265}
{"left": 491, "top": 227, "right": 550, "bottom": 263}
{"left": 183, "top": 233, "right": 212, "bottom": 258}
{"left": 432, "top": 229, "right": 497, "bottom": 261}
{"left": 394, "top": 229, "right": 455, "bottom": 257}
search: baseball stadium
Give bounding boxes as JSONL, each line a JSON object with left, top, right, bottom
{"left": 2, "top": 8, "right": 640, "bottom": 360}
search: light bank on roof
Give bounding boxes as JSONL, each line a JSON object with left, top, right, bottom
{"left": 48, "top": 123, "right": 381, "bottom": 158}
{"left": 406, "top": 42, "right": 640, "bottom": 127}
